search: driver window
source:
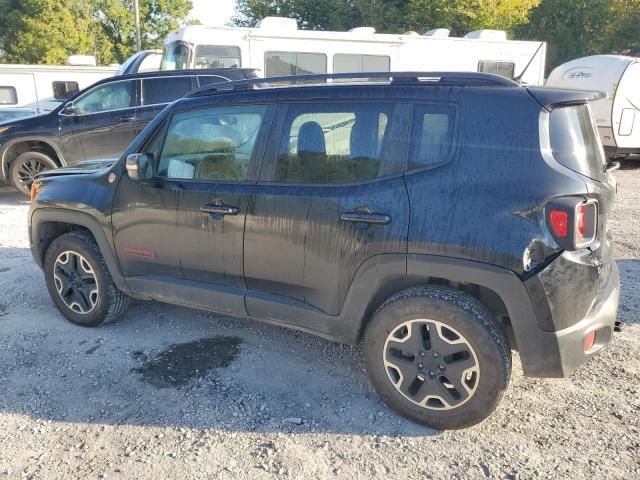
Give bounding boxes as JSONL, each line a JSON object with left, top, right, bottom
{"left": 73, "top": 81, "right": 135, "bottom": 115}
{"left": 157, "top": 105, "right": 267, "bottom": 181}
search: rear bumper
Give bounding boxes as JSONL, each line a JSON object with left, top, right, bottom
{"left": 519, "top": 258, "right": 619, "bottom": 377}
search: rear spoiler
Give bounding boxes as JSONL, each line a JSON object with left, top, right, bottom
{"left": 527, "top": 87, "right": 605, "bottom": 111}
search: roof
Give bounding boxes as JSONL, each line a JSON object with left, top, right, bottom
{"left": 113, "top": 67, "right": 257, "bottom": 82}
{"left": 186, "top": 71, "right": 520, "bottom": 98}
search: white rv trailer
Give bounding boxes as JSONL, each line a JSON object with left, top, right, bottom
{"left": 546, "top": 55, "right": 640, "bottom": 158}
{"left": 0, "top": 63, "right": 118, "bottom": 114}
{"left": 160, "top": 17, "right": 547, "bottom": 85}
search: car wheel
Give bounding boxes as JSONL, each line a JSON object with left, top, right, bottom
{"left": 44, "top": 231, "right": 128, "bottom": 327}
{"left": 363, "top": 285, "right": 511, "bottom": 430}
{"left": 10, "top": 151, "right": 57, "bottom": 196}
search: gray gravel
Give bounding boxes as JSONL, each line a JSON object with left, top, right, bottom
{"left": 0, "top": 167, "right": 639, "bottom": 479}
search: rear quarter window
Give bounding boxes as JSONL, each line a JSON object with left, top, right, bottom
{"left": 549, "top": 104, "right": 605, "bottom": 180}
{"left": 407, "top": 104, "right": 457, "bottom": 171}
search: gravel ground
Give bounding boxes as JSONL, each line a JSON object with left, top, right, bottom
{"left": 0, "top": 167, "right": 638, "bottom": 480}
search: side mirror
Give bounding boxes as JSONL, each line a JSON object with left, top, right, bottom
{"left": 63, "top": 103, "right": 76, "bottom": 115}
{"left": 126, "top": 153, "right": 152, "bottom": 181}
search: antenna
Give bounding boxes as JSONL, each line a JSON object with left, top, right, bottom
{"left": 514, "top": 42, "right": 545, "bottom": 84}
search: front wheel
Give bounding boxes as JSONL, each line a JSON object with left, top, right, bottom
{"left": 44, "top": 232, "right": 128, "bottom": 327}
{"left": 10, "top": 151, "right": 57, "bottom": 196}
{"left": 363, "top": 286, "right": 511, "bottom": 430}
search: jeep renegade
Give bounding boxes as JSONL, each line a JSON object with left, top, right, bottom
{"left": 28, "top": 72, "right": 621, "bottom": 429}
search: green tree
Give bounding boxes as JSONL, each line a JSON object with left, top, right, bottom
{"left": 0, "top": 0, "right": 97, "bottom": 64}
{"left": 233, "top": 0, "right": 541, "bottom": 34}
{"left": 93, "top": 0, "right": 194, "bottom": 63}
{"left": 233, "top": 0, "right": 361, "bottom": 30}
{"left": 406, "top": 0, "right": 540, "bottom": 36}
{"left": 608, "top": 0, "right": 640, "bottom": 54}
{"left": 0, "top": 0, "right": 193, "bottom": 65}
{"left": 518, "top": 0, "right": 613, "bottom": 69}
{"left": 232, "top": 0, "right": 408, "bottom": 32}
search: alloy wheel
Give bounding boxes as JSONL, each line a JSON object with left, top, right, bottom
{"left": 53, "top": 251, "right": 99, "bottom": 314}
{"left": 383, "top": 319, "right": 480, "bottom": 410}
{"left": 15, "top": 159, "right": 48, "bottom": 192}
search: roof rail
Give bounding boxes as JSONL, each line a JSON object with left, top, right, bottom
{"left": 187, "top": 71, "right": 519, "bottom": 98}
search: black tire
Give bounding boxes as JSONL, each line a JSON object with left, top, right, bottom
{"left": 44, "top": 231, "right": 128, "bottom": 327}
{"left": 363, "top": 285, "right": 511, "bottom": 430}
{"left": 9, "top": 151, "right": 57, "bottom": 196}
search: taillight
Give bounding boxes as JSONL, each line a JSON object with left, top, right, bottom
{"left": 575, "top": 202, "right": 597, "bottom": 247}
{"left": 546, "top": 198, "right": 597, "bottom": 250}
{"left": 549, "top": 210, "right": 568, "bottom": 237}
{"left": 583, "top": 331, "right": 596, "bottom": 352}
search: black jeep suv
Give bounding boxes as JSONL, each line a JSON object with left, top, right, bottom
{"left": 28, "top": 72, "right": 620, "bottom": 430}
{"left": 0, "top": 68, "right": 256, "bottom": 195}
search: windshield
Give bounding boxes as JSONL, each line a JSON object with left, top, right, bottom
{"left": 160, "top": 42, "right": 190, "bottom": 70}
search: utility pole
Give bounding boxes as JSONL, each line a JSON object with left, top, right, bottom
{"left": 134, "top": 0, "right": 142, "bottom": 52}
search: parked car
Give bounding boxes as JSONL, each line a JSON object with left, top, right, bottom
{"left": 0, "top": 68, "right": 257, "bottom": 195}
{"left": 117, "top": 50, "right": 163, "bottom": 75}
{"left": 546, "top": 55, "right": 640, "bottom": 159}
{"left": 28, "top": 72, "right": 621, "bottom": 430}
{"left": 0, "top": 107, "right": 37, "bottom": 123}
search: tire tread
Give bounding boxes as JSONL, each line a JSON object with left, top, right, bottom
{"left": 364, "top": 284, "right": 512, "bottom": 429}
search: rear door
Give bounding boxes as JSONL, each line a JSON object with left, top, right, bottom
{"left": 134, "top": 75, "right": 197, "bottom": 133}
{"left": 155, "top": 103, "right": 273, "bottom": 316}
{"left": 58, "top": 78, "right": 138, "bottom": 163}
{"left": 243, "top": 99, "right": 410, "bottom": 319}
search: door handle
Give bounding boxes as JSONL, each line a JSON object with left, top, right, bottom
{"left": 200, "top": 203, "right": 239, "bottom": 216}
{"left": 340, "top": 212, "right": 391, "bottom": 225}
{"left": 119, "top": 116, "right": 135, "bottom": 123}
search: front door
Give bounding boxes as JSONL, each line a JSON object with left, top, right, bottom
{"left": 244, "top": 101, "right": 410, "bottom": 320}
{"left": 154, "top": 103, "right": 272, "bottom": 315}
{"left": 111, "top": 121, "right": 182, "bottom": 279}
{"left": 59, "top": 79, "right": 138, "bottom": 164}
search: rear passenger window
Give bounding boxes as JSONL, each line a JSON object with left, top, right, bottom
{"left": 157, "top": 105, "right": 267, "bottom": 181}
{"left": 408, "top": 104, "right": 456, "bottom": 171}
{"left": 141, "top": 76, "right": 194, "bottom": 106}
{"left": 273, "top": 104, "right": 396, "bottom": 184}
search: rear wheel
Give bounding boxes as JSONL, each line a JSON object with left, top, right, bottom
{"left": 10, "top": 151, "right": 57, "bottom": 196}
{"left": 363, "top": 285, "right": 511, "bottom": 430}
{"left": 44, "top": 232, "right": 128, "bottom": 327}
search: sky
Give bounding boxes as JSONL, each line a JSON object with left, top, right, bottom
{"left": 190, "top": 0, "right": 236, "bottom": 26}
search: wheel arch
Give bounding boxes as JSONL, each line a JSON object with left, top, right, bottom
{"left": 1, "top": 137, "right": 66, "bottom": 180}
{"left": 357, "top": 274, "right": 514, "bottom": 348}
{"left": 30, "top": 208, "right": 129, "bottom": 293}
{"left": 343, "top": 254, "right": 554, "bottom": 376}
